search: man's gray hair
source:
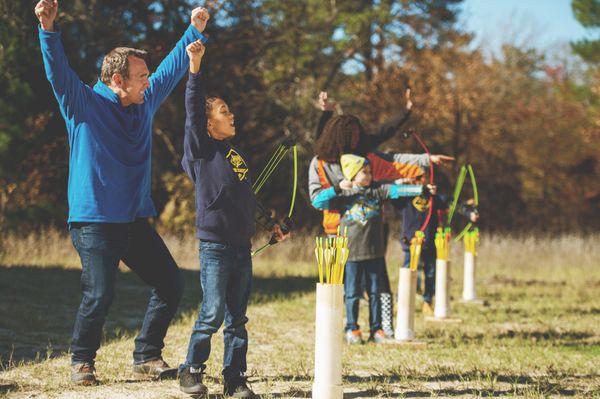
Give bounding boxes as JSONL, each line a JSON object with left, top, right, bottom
{"left": 100, "top": 47, "right": 148, "bottom": 84}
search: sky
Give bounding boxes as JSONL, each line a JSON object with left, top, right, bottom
{"left": 460, "top": 0, "right": 590, "bottom": 55}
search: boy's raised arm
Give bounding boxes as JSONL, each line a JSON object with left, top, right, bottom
{"left": 183, "top": 40, "right": 210, "bottom": 161}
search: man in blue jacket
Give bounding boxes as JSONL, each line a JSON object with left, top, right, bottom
{"left": 34, "top": 0, "right": 208, "bottom": 385}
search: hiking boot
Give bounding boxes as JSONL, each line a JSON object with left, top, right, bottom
{"left": 224, "top": 376, "right": 256, "bottom": 398}
{"left": 370, "top": 329, "right": 388, "bottom": 344}
{"left": 71, "top": 362, "right": 97, "bottom": 386}
{"left": 133, "top": 358, "right": 177, "bottom": 380}
{"left": 422, "top": 301, "right": 434, "bottom": 316}
{"left": 345, "top": 329, "right": 363, "bottom": 345}
{"left": 179, "top": 367, "right": 208, "bottom": 396}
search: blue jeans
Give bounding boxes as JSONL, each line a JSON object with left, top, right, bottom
{"left": 344, "top": 258, "right": 384, "bottom": 332}
{"left": 180, "top": 241, "right": 252, "bottom": 380}
{"left": 402, "top": 248, "right": 436, "bottom": 303}
{"left": 69, "top": 219, "right": 183, "bottom": 365}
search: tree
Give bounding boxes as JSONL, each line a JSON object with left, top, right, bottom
{"left": 571, "top": 0, "right": 600, "bottom": 63}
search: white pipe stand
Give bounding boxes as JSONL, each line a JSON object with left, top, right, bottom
{"left": 434, "top": 259, "right": 450, "bottom": 318}
{"left": 425, "top": 259, "right": 462, "bottom": 323}
{"left": 394, "top": 268, "right": 416, "bottom": 341}
{"left": 312, "top": 283, "right": 343, "bottom": 399}
{"left": 460, "top": 250, "right": 485, "bottom": 305}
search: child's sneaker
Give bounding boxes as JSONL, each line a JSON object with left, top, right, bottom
{"left": 422, "top": 301, "right": 434, "bottom": 315}
{"left": 345, "top": 329, "right": 363, "bottom": 345}
{"left": 179, "top": 367, "right": 207, "bottom": 396}
{"left": 370, "top": 329, "right": 387, "bottom": 344}
{"left": 224, "top": 376, "right": 256, "bottom": 398}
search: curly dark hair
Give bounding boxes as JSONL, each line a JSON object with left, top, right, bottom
{"left": 314, "top": 115, "right": 371, "bottom": 163}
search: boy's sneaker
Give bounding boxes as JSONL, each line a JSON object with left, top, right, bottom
{"left": 370, "top": 329, "right": 388, "bottom": 344}
{"left": 422, "top": 301, "right": 434, "bottom": 315}
{"left": 71, "top": 362, "right": 97, "bottom": 386}
{"left": 224, "top": 376, "right": 256, "bottom": 398}
{"left": 179, "top": 367, "right": 207, "bottom": 396}
{"left": 345, "top": 329, "right": 363, "bottom": 345}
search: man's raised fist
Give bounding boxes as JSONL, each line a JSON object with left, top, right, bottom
{"left": 191, "top": 7, "right": 210, "bottom": 33}
{"left": 34, "top": 0, "right": 58, "bottom": 32}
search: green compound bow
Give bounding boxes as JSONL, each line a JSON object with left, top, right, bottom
{"left": 251, "top": 137, "right": 298, "bottom": 256}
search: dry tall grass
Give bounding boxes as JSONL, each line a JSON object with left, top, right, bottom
{"left": 1, "top": 228, "right": 598, "bottom": 273}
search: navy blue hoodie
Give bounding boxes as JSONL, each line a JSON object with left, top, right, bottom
{"left": 394, "top": 194, "right": 475, "bottom": 251}
{"left": 182, "top": 72, "right": 274, "bottom": 246}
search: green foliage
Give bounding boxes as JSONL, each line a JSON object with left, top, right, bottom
{"left": 571, "top": 0, "right": 600, "bottom": 63}
{"left": 572, "top": 0, "right": 600, "bottom": 27}
{"left": 0, "top": 0, "right": 598, "bottom": 233}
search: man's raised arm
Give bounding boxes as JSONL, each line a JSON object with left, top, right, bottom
{"left": 36, "top": 0, "right": 91, "bottom": 121}
{"left": 146, "top": 7, "right": 209, "bottom": 111}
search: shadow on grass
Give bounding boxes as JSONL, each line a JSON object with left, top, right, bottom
{"left": 0, "top": 382, "right": 19, "bottom": 395}
{"left": 0, "top": 265, "right": 314, "bottom": 368}
{"left": 419, "top": 328, "right": 595, "bottom": 346}
{"left": 269, "top": 373, "right": 589, "bottom": 397}
{"left": 344, "top": 387, "right": 579, "bottom": 398}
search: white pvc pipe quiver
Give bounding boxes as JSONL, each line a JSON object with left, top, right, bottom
{"left": 312, "top": 283, "right": 344, "bottom": 399}
{"left": 394, "top": 267, "right": 416, "bottom": 341}
{"left": 462, "top": 250, "right": 477, "bottom": 301}
{"left": 434, "top": 259, "right": 450, "bottom": 318}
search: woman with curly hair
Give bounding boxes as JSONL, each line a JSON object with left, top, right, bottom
{"left": 308, "top": 91, "right": 454, "bottom": 338}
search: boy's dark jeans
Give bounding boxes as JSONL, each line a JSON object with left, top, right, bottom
{"left": 180, "top": 241, "right": 252, "bottom": 381}
{"left": 344, "top": 258, "right": 385, "bottom": 332}
{"left": 402, "top": 248, "right": 436, "bottom": 303}
{"left": 69, "top": 219, "right": 183, "bottom": 365}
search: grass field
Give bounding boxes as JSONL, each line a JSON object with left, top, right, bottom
{"left": 0, "top": 232, "right": 599, "bottom": 398}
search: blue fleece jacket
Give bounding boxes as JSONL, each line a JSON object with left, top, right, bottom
{"left": 39, "top": 25, "right": 206, "bottom": 223}
{"left": 182, "top": 72, "right": 274, "bottom": 246}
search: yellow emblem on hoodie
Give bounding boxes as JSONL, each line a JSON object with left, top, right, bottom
{"left": 226, "top": 149, "right": 249, "bottom": 181}
{"left": 412, "top": 195, "right": 429, "bottom": 212}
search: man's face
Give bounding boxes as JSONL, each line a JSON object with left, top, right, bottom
{"left": 353, "top": 164, "right": 372, "bottom": 187}
{"left": 120, "top": 56, "right": 149, "bottom": 105}
{"left": 208, "top": 99, "right": 236, "bottom": 139}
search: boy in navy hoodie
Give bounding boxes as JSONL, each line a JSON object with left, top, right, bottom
{"left": 177, "top": 38, "right": 288, "bottom": 399}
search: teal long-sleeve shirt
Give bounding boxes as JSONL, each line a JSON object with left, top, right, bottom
{"left": 312, "top": 183, "right": 423, "bottom": 261}
{"left": 39, "top": 25, "right": 206, "bottom": 223}
{"left": 311, "top": 183, "right": 422, "bottom": 211}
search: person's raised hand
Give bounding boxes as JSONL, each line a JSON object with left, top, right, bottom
{"left": 34, "top": 0, "right": 58, "bottom": 32}
{"left": 430, "top": 154, "right": 455, "bottom": 165}
{"left": 191, "top": 7, "right": 210, "bottom": 33}
{"left": 405, "top": 88, "right": 413, "bottom": 111}
{"left": 186, "top": 40, "right": 206, "bottom": 74}
{"left": 317, "top": 91, "right": 337, "bottom": 112}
